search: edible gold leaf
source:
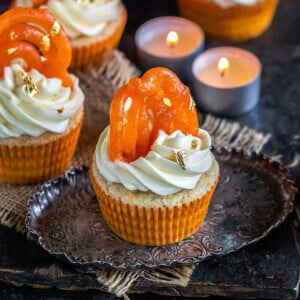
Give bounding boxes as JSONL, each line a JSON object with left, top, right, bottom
{"left": 50, "top": 21, "right": 60, "bottom": 37}
{"left": 41, "top": 34, "right": 50, "bottom": 51}
{"left": 7, "top": 47, "right": 17, "bottom": 55}
{"left": 19, "top": 70, "right": 40, "bottom": 97}
{"left": 163, "top": 97, "right": 172, "bottom": 107}
{"left": 122, "top": 116, "right": 127, "bottom": 126}
{"left": 189, "top": 97, "right": 196, "bottom": 111}
{"left": 173, "top": 148, "right": 189, "bottom": 170}
{"left": 191, "top": 139, "right": 199, "bottom": 150}
{"left": 10, "top": 31, "right": 17, "bottom": 41}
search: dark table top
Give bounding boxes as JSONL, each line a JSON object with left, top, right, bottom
{"left": 0, "top": 0, "right": 300, "bottom": 299}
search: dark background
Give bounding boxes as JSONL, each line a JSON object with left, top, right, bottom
{"left": 0, "top": 0, "right": 299, "bottom": 299}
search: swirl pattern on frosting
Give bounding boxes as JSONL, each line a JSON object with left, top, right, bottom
{"left": 0, "top": 64, "right": 84, "bottom": 138}
{"left": 96, "top": 126, "right": 214, "bottom": 195}
{"left": 12, "top": 0, "right": 121, "bottom": 38}
{"left": 46, "top": 0, "right": 121, "bottom": 38}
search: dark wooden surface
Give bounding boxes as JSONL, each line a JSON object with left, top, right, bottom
{"left": 0, "top": 0, "right": 300, "bottom": 299}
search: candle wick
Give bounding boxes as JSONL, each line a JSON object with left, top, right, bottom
{"left": 168, "top": 42, "right": 177, "bottom": 49}
{"left": 220, "top": 71, "right": 225, "bottom": 77}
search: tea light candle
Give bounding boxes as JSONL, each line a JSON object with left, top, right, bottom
{"left": 135, "top": 16, "right": 205, "bottom": 83}
{"left": 192, "top": 47, "right": 261, "bottom": 117}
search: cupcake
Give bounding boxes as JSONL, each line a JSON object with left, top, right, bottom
{"left": 0, "top": 7, "right": 84, "bottom": 184}
{"left": 10, "top": 0, "right": 127, "bottom": 69}
{"left": 90, "top": 67, "right": 219, "bottom": 246}
{"left": 176, "top": 0, "right": 278, "bottom": 42}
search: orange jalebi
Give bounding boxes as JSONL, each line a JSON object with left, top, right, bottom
{"left": 109, "top": 67, "right": 199, "bottom": 162}
{"left": 0, "top": 7, "right": 72, "bottom": 87}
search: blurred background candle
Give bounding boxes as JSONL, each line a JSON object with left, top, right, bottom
{"left": 192, "top": 47, "right": 261, "bottom": 117}
{"left": 135, "top": 16, "right": 205, "bottom": 84}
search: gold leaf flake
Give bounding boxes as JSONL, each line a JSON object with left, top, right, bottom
{"left": 7, "top": 47, "right": 17, "bottom": 55}
{"left": 41, "top": 34, "right": 50, "bottom": 51}
{"left": 191, "top": 139, "right": 199, "bottom": 150}
{"left": 173, "top": 148, "right": 189, "bottom": 170}
{"left": 122, "top": 97, "right": 132, "bottom": 126}
{"left": 163, "top": 97, "right": 172, "bottom": 107}
{"left": 50, "top": 21, "right": 60, "bottom": 37}
{"left": 122, "top": 116, "right": 127, "bottom": 126}
{"left": 19, "top": 70, "right": 40, "bottom": 97}
{"left": 189, "top": 97, "right": 196, "bottom": 111}
{"left": 124, "top": 97, "right": 132, "bottom": 114}
{"left": 10, "top": 31, "right": 17, "bottom": 41}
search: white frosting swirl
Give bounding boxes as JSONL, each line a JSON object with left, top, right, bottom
{"left": 96, "top": 127, "right": 214, "bottom": 196}
{"left": 46, "top": 0, "right": 121, "bottom": 38}
{"left": 212, "top": 0, "right": 262, "bottom": 8}
{"left": 0, "top": 64, "right": 84, "bottom": 138}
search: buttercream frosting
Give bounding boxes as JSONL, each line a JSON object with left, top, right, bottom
{"left": 0, "top": 63, "right": 84, "bottom": 138}
{"left": 12, "top": 0, "right": 121, "bottom": 38}
{"left": 96, "top": 126, "right": 214, "bottom": 196}
{"left": 46, "top": 0, "right": 121, "bottom": 38}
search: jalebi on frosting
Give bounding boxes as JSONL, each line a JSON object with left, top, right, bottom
{"left": 0, "top": 7, "right": 72, "bottom": 87}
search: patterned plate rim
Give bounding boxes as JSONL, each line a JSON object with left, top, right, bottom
{"left": 25, "top": 148, "right": 297, "bottom": 270}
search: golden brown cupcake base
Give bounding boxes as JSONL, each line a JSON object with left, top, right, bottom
{"left": 177, "top": 0, "right": 278, "bottom": 41}
{"left": 69, "top": 3, "right": 127, "bottom": 70}
{"left": 0, "top": 105, "right": 84, "bottom": 184}
{"left": 90, "top": 154, "right": 219, "bottom": 246}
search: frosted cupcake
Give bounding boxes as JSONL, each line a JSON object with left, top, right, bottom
{"left": 10, "top": 0, "right": 127, "bottom": 69}
{"left": 0, "top": 7, "right": 84, "bottom": 184}
{"left": 176, "top": 0, "right": 278, "bottom": 41}
{"left": 90, "top": 67, "right": 219, "bottom": 246}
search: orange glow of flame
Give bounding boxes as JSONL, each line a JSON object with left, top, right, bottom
{"left": 166, "top": 31, "right": 178, "bottom": 48}
{"left": 218, "top": 57, "right": 230, "bottom": 77}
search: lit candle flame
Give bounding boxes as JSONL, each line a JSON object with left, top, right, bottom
{"left": 218, "top": 57, "right": 230, "bottom": 77}
{"left": 166, "top": 31, "right": 178, "bottom": 48}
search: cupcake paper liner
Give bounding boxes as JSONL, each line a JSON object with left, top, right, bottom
{"left": 0, "top": 114, "right": 83, "bottom": 184}
{"left": 90, "top": 168, "right": 219, "bottom": 246}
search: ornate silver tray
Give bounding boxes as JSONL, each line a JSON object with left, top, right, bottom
{"left": 26, "top": 148, "right": 296, "bottom": 270}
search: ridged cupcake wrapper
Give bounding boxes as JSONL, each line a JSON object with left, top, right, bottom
{"left": 177, "top": 0, "right": 278, "bottom": 41}
{"left": 90, "top": 170, "right": 219, "bottom": 246}
{"left": 0, "top": 118, "right": 83, "bottom": 184}
{"left": 69, "top": 5, "right": 127, "bottom": 70}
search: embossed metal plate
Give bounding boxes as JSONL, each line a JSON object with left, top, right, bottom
{"left": 26, "top": 148, "right": 296, "bottom": 269}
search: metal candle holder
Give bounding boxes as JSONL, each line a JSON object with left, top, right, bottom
{"left": 135, "top": 16, "right": 205, "bottom": 84}
{"left": 192, "top": 47, "right": 262, "bottom": 117}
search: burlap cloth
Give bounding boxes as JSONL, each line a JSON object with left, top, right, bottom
{"left": 0, "top": 50, "right": 273, "bottom": 298}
